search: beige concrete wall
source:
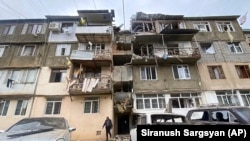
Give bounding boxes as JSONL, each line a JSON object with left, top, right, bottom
{"left": 197, "top": 62, "right": 250, "bottom": 90}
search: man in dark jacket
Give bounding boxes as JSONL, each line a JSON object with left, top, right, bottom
{"left": 102, "top": 116, "right": 113, "bottom": 141}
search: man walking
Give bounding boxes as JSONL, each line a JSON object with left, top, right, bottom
{"left": 102, "top": 116, "right": 113, "bottom": 141}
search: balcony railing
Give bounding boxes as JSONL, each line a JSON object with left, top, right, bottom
{"left": 68, "top": 76, "right": 112, "bottom": 94}
{"left": 75, "top": 26, "right": 112, "bottom": 34}
{"left": 70, "top": 50, "right": 112, "bottom": 60}
{"left": 154, "top": 47, "right": 201, "bottom": 58}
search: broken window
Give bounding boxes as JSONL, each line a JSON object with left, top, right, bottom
{"left": 85, "top": 67, "right": 101, "bottom": 78}
{"left": 167, "top": 43, "right": 179, "bottom": 55}
{"left": 200, "top": 43, "right": 215, "bottom": 54}
{"left": 141, "top": 44, "right": 153, "bottom": 57}
{"left": 49, "top": 69, "right": 67, "bottom": 82}
{"left": 170, "top": 93, "right": 201, "bottom": 108}
{"left": 61, "top": 22, "right": 73, "bottom": 33}
{"left": 235, "top": 65, "right": 250, "bottom": 78}
{"left": 216, "top": 21, "right": 234, "bottom": 32}
{"left": 207, "top": 65, "right": 225, "bottom": 79}
{"left": 132, "top": 22, "right": 155, "bottom": 33}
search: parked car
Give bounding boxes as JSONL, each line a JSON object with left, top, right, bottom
{"left": 130, "top": 112, "right": 190, "bottom": 141}
{"left": 186, "top": 106, "right": 250, "bottom": 125}
{"left": 0, "top": 117, "right": 76, "bottom": 141}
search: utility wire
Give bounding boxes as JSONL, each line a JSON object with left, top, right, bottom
{"left": 92, "top": 0, "right": 96, "bottom": 9}
{"left": 2, "top": 0, "right": 28, "bottom": 18}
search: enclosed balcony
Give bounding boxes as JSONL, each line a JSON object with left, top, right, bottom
{"left": 75, "top": 26, "right": 112, "bottom": 43}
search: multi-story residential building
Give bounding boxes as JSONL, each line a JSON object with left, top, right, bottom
{"left": 0, "top": 9, "right": 250, "bottom": 141}
{"left": 0, "top": 19, "right": 48, "bottom": 128}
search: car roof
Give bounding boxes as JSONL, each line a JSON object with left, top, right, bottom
{"left": 188, "top": 106, "right": 248, "bottom": 111}
{"left": 140, "top": 112, "right": 186, "bottom": 117}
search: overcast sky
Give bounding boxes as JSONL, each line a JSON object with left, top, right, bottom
{"left": 0, "top": 0, "right": 249, "bottom": 30}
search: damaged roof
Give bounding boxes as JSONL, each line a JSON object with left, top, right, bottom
{"left": 132, "top": 12, "right": 184, "bottom": 21}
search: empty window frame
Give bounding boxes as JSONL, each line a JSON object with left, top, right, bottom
{"left": 55, "top": 44, "right": 71, "bottom": 56}
{"left": 235, "top": 65, "right": 250, "bottom": 78}
{"left": 27, "top": 24, "right": 43, "bottom": 34}
{"left": 200, "top": 43, "right": 215, "bottom": 54}
{"left": 0, "top": 45, "right": 6, "bottom": 57}
{"left": 84, "top": 97, "right": 99, "bottom": 113}
{"left": 172, "top": 65, "right": 191, "bottom": 79}
{"left": 216, "top": 91, "right": 240, "bottom": 106}
{"left": 3, "top": 25, "right": 15, "bottom": 35}
{"left": 61, "top": 22, "right": 73, "bottom": 33}
{"left": 0, "top": 100, "right": 10, "bottom": 116}
{"left": 45, "top": 98, "right": 62, "bottom": 115}
{"left": 228, "top": 42, "right": 243, "bottom": 53}
{"left": 170, "top": 93, "right": 201, "bottom": 108}
{"left": 141, "top": 44, "right": 153, "bottom": 57}
{"left": 15, "top": 99, "right": 28, "bottom": 115}
{"left": 207, "top": 65, "right": 225, "bottom": 79}
{"left": 85, "top": 67, "right": 101, "bottom": 78}
{"left": 239, "top": 90, "right": 250, "bottom": 106}
{"left": 136, "top": 94, "right": 166, "bottom": 109}
{"left": 19, "top": 45, "right": 36, "bottom": 56}
{"left": 216, "top": 21, "right": 234, "bottom": 32}
{"left": 140, "top": 66, "right": 157, "bottom": 80}
{"left": 49, "top": 69, "right": 67, "bottom": 82}
{"left": 193, "top": 21, "right": 211, "bottom": 32}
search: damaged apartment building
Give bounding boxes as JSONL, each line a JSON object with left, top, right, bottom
{"left": 0, "top": 9, "right": 250, "bottom": 141}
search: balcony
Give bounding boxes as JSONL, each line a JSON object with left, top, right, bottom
{"left": 114, "top": 92, "right": 132, "bottom": 113}
{"left": 75, "top": 26, "right": 112, "bottom": 43}
{"left": 132, "top": 47, "right": 201, "bottom": 64}
{"left": 68, "top": 76, "right": 112, "bottom": 95}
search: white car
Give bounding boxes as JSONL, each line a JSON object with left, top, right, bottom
{"left": 130, "top": 112, "right": 190, "bottom": 141}
{"left": 0, "top": 117, "right": 76, "bottom": 141}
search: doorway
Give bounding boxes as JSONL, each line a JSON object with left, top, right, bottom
{"left": 117, "top": 114, "right": 129, "bottom": 134}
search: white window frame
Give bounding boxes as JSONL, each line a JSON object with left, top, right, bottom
{"left": 3, "top": 25, "right": 15, "bottom": 35}
{"left": 15, "top": 99, "right": 28, "bottom": 116}
{"left": 19, "top": 45, "right": 36, "bottom": 56}
{"left": 84, "top": 97, "right": 99, "bottom": 113}
{"left": 0, "top": 100, "right": 10, "bottom": 116}
{"left": 55, "top": 44, "right": 71, "bottom": 56}
{"left": 193, "top": 21, "right": 211, "bottom": 32}
{"left": 45, "top": 98, "right": 62, "bottom": 115}
{"left": 216, "top": 91, "right": 240, "bottom": 106}
{"left": 216, "top": 21, "right": 234, "bottom": 32}
{"left": 0, "top": 45, "right": 7, "bottom": 57}
{"left": 228, "top": 42, "right": 243, "bottom": 53}
{"left": 172, "top": 65, "right": 191, "bottom": 80}
{"left": 140, "top": 66, "right": 157, "bottom": 80}
{"left": 8, "top": 69, "right": 37, "bottom": 84}
{"left": 61, "top": 22, "right": 74, "bottom": 33}
{"left": 240, "top": 90, "right": 250, "bottom": 106}
{"left": 136, "top": 94, "right": 166, "bottom": 109}
{"left": 27, "top": 24, "right": 43, "bottom": 34}
{"left": 170, "top": 93, "right": 202, "bottom": 108}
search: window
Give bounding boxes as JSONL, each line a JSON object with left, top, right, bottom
{"left": 136, "top": 94, "right": 166, "bottom": 109}
{"left": 27, "top": 24, "right": 43, "bottom": 34}
{"left": 8, "top": 69, "right": 38, "bottom": 84}
{"left": 216, "top": 91, "right": 240, "bottom": 106}
{"left": 140, "top": 66, "right": 157, "bottom": 80}
{"left": 61, "top": 23, "right": 73, "bottom": 33}
{"left": 19, "top": 45, "right": 36, "bottom": 56}
{"left": 216, "top": 21, "right": 234, "bottom": 32}
{"left": 235, "top": 65, "right": 250, "bottom": 78}
{"left": 0, "top": 45, "right": 6, "bottom": 57}
{"left": 84, "top": 97, "right": 99, "bottom": 113}
{"left": 240, "top": 90, "right": 250, "bottom": 106}
{"left": 55, "top": 44, "right": 71, "bottom": 56}
{"left": 228, "top": 42, "right": 243, "bottom": 53}
{"left": 172, "top": 65, "right": 191, "bottom": 79}
{"left": 0, "top": 100, "right": 10, "bottom": 116}
{"left": 193, "top": 21, "right": 211, "bottom": 32}
{"left": 15, "top": 99, "right": 28, "bottom": 115}
{"left": 49, "top": 69, "right": 67, "bottom": 82}
{"left": 200, "top": 43, "right": 215, "bottom": 54}
{"left": 207, "top": 66, "right": 225, "bottom": 79}
{"left": 170, "top": 93, "right": 201, "bottom": 108}
{"left": 3, "top": 25, "right": 15, "bottom": 35}
{"left": 45, "top": 98, "right": 62, "bottom": 115}
{"left": 85, "top": 67, "right": 101, "bottom": 78}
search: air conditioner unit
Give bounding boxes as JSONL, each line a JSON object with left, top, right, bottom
{"left": 48, "top": 22, "right": 61, "bottom": 31}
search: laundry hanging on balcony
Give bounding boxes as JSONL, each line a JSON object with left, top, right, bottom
{"left": 82, "top": 78, "right": 99, "bottom": 92}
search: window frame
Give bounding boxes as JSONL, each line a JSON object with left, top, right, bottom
{"left": 228, "top": 42, "right": 243, "bottom": 54}
{"left": 216, "top": 91, "right": 240, "bottom": 106}
{"left": 200, "top": 43, "right": 215, "bottom": 54}
{"left": 172, "top": 64, "right": 191, "bottom": 80}
{"left": 136, "top": 94, "right": 166, "bottom": 109}
{"left": 240, "top": 90, "right": 250, "bottom": 106}
{"left": 193, "top": 21, "right": 211, "bottom": 32}
{"left": 140, "top": 66, "right": 157, "bottom": 80}
{"left": 207, "top": 65, "right": 225, "bottom": 79}
{"left": 0, "top": 100, "right": 10, "bottom": 116}
{"left": 55, "top": 44, "right": 71, "bottom": 56}
{"left": 235, "top": 65, "right": 250, "bottom": 78}
{"left": 170, "top": 93, "right": 201, "bottom": 108}
{"left": 19, "top": 45, "right": 36, "bottom": 56}
{"left": 49, "top": 69, "right": 67, "bottom": 83}
{"left": 27, "top": 24, "right": 43, "bottom": 34}
{"left": 84, "top": 97, "right": 99, "bottom": 113}
{"left": 14, "top": 99, "right": 28, "bottom": 116}
{"left": 3, "top": 25, "right": 15, "bottom": 35}
{"left": 0, "top": 45, "right": 7, "bottom": 57}
{"left": 45, "top": 98, "right": 62, "bottom": 115}
{"left": 216, "top": 21, "right": 235, "bottom": 32}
